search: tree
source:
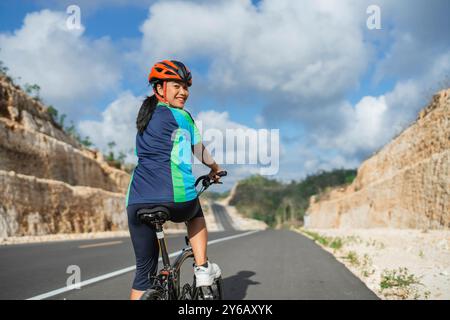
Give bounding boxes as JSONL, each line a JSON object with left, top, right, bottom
{"left": 106, "top": 141, "right": 117, "bottom": 162}
{"left": 0, "top": 59, "right": 8, "bottom": 75}
{"left": 46, "top": 105, "right": 58, "bottom": 123}
{"left": 59, "top": 114, "right": 67, "bottom": 128}
{"left": 24, "top": 83, "right": 41, "bottom": 101}
{"left": 117, "top": 151, "right": 126, "bottom": 164}
{"left": 80, "top": 136, "right": 93, "bottom": 148}
{"left": 107, "top": 141, "right": 116, "bottom": 150}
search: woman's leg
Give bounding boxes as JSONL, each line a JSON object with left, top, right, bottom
{"left": 187, "top": 217, "right": 208, "bottom": 266}
{"left": 127, "top": 204, "right": 160, "bottom": 300}
{"left": 130, "top": 289, "right": 146, "bottom": 300}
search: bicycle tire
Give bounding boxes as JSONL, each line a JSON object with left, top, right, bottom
{"left": 214, "top": 276, "right": 224, "bottom": 300}
{"left": 140, "top": 288, "right": 166, "bottom": 300}
{"left": 172, "top": 248, "right": 196, "bottom": 299}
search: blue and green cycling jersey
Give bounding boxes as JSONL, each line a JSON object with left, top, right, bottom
{"left": 126, "top": 101, "right": 202, "bottom": 206}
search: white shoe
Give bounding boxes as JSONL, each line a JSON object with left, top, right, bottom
{"left": 194, "top": 261, "right": 221, "bottom": 287}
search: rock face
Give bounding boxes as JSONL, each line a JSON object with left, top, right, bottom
{"left": 0, "top": 76, "right": 189, "bottom": 237}
{"left": 305, "top": 89, "right": 450, "bottom": 229}
{"left": 0, "top": 76, "right": 136, "bottom": 237}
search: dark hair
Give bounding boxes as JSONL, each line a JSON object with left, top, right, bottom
{"left": 136, "top": 94, "right": 158, "bottom": 135}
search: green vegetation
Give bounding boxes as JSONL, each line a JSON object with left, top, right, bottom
{"left": 0, "top": 53, "right": 21, "bottom": 88}
{"left": 343, "top": 251, "right": 360, "bottom": 266}
{"left": 380, "top": 268, "right": 422, "bottom": 290}
{"left": 379, "top": 267, "right": 424, "bottom": 299}
{"left": 105, "top": 142, "right": 129, "bottom": 170}
{"left": 229, "top": 169, "right": 357, "bottom": 228}
{"left": 202, "top": 191, "right": 230, "bottom": 201}
{"left": 301, "top": 229, "right": 344, "bottom": 251}
{"left": 45, "top": 105, "right": 94, "bottom": 150}
{"left": 24, "top": 83, "right": 41, "bottom": 101}
{"left": 0, "top": 56, "right": 8, "bottom": 76}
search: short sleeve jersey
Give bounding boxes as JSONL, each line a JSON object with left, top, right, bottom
{"left": 126, "top": 101, "right": 202, "bottom": 206}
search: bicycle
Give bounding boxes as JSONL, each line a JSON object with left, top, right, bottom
{"left": 137, "top": 171, "right": 227, "bottom": 300}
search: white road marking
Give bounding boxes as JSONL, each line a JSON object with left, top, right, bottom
{"left": 78, "top": 241, "right": 123, "bottom": 249}
{"left": 27, "top": 230, "right": 259, "bottom": 300}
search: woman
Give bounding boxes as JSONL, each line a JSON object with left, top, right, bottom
{"left": 126, "top": 60, "right": 224, "bottom": 300}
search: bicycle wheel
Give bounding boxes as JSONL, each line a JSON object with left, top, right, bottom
{"left": 140, "top": 288, "right": 166, "bottom": 300}
{"left": 214, "top": 276, "right": 224, "bottom": 300}
{"left": 172, "top": 248, "right": 196, "bottom": 300}
{"left": 193, "top": 276, "right": 224, "bottom": 300}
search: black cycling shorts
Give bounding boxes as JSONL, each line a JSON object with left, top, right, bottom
{"left": 126, "top": 197, "right": 204, "bottom": 291}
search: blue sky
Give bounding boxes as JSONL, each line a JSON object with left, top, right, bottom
{"left": 1, "top": 0, "right": 449, "bottom": 189}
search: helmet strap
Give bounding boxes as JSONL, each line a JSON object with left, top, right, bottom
{"left": 163, "top": 82, "right": 168, "bottom": 103}
{"left": 154, "top": 81, "right": 168, "bottom": 103}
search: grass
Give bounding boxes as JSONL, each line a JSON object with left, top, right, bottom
{"left": 365, "top": 239, "right": 386, "bottom": 249}
{"left": 379, "top": 267, "right": 424, "bottom": 299}
{"left": 296, "top": 228, "right": 433, "bottom": 299}
{"left": 380, "top": 267, "right": 422, "bottom": 290}
{"left": 343, "top": 251, "right": 359, "bottom": 266}
{"left": 300, "top": 229, "right": 343, "bottom": 251}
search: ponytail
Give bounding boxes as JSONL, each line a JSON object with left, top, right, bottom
{"left": 136, "top": 94, "right": 158, "bottom": 135}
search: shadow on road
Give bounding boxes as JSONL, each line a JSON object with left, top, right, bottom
{"left": 222, "top": 271, "right": 260, "bottom": 300}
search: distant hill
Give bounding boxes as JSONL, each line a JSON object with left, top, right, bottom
{"left": 228, "top": 169, "right": 356, "bottom": 228}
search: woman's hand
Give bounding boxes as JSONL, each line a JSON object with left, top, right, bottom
{"left": 208, "top": 164, "right": 223, "bottom": 183}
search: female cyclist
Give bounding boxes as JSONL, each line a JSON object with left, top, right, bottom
{"left": 126, "top": 60, "right": 224, "bottom": 300}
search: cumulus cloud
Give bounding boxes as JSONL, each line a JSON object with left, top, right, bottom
{"left": 313, "top": 96, "right": 388, "bottom": 157}
{"left": 137, "top": 0, "right": 369, "bottom": 101}
{"left": 194, "top": 110, "right": 279, "bottom": 175}
{"left": 78, "top": 91, "right": 141, "bottom": 162}
{"left": 0, "top": 9, "right": 122, "bottom": 118}
{"left": 78, "top": 97, "right": 279, "bottom": 189}
{"left": 313, "top": 48, "right": 450, "bottom": 161}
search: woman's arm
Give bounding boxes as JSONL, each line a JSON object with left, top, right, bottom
{"left": 192, "top": 143, "right": 223, "bottom": 182}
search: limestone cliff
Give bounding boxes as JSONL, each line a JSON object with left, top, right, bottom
{"left": 1, "top": 76, "right": 190, "bottom": 237}
{"left": 305, "top": 89, "right": 450, "bottom": 229}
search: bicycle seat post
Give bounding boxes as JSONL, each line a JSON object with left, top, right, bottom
{"left": 154, "top": 223, "right": 171, "bottom": 268}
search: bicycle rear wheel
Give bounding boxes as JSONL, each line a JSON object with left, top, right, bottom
{"left": 172, "top": 248, "right": 196, "bottom": 300}
{"left": 140, "top": 288, "right": 166, "bottom": 300}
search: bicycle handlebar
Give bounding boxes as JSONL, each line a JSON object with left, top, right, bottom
{"left": 195, "top": 171, "right": 227, "bottom": 191}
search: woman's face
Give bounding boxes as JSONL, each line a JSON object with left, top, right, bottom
{"left": 157, "top": 81, "right": 189, "bottom": 108}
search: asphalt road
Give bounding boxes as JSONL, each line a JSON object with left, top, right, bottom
{"left": 210, "top": 203, "right": 236, "bottom": 231}
{"left": 0, "top": 222, "right": 378, "bottom": 300}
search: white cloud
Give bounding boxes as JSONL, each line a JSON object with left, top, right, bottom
{"left": 0, "top": 9, "right": 122, "bottom": 117}
{"left": 313, "top": 48, "right": 450, "bottom": 160}
{"left": 191, "top": 109, "right": 281, "bottom": 187}
{"left": 195, "top": 110, "right": 277, "bottom": 168}
{"left": 78, "top": 91, "right": 141, "bottom": 162}
{"left": 327, "top": 95, "right": 388, "bottom": 155}
{"left": 137, "top": 0, "right": 369, "bottom": 100}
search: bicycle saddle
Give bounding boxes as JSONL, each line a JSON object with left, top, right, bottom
{"left": 137, "top": 206, "right": 171, "bottom": 226}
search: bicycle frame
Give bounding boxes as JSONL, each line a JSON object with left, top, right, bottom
{"left": 144, "top": 171, "right": 227, "bottom": 300}
{"left": 151, "top": 222, "right": 197, "bottom": 300}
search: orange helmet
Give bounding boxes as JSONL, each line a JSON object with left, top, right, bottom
{"left": 148, "top": 60, "right": 192, "bottom": 87}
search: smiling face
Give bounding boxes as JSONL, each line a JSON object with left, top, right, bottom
{"left": 156, "top": 81, "right": 189, "bottom": 109}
